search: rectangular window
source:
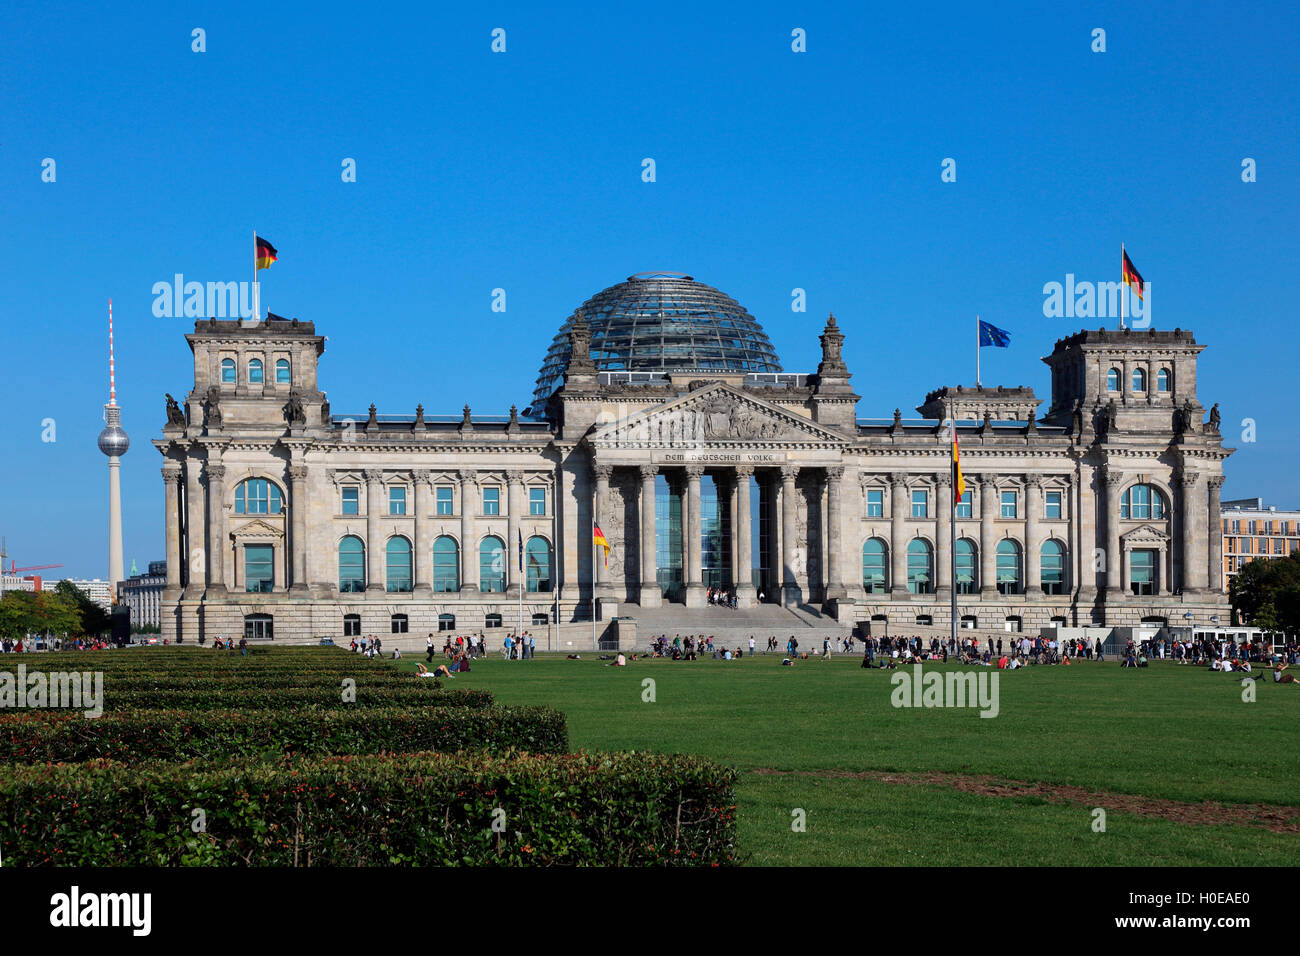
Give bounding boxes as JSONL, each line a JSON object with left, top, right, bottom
{"left": 866, "top": 489, "right": 883, "bottom": 518}
{"left": 1231, "top": 520, "right": 1240, "bottom": 533}
{"left": 436, "top": 486, "right": 453, "bottom": 515}
{"left": 529, "top": 487, "right": 546, "bottom": 516}
{"left": 245, "top": 544, "right": 274, "bottom": 593}
{"left": 483, "top": 487, "right": 500, "bottom": 515}
{"left": 911, "top": 490, "right": 928, "bottom": 518}
{"left": 1045, "top": 491, "right": 1062, "bottom": 520}
{"left": 1130, "top": 548, "right": 1157, "bottom": 596}
{"left": 1248, "top": 520, "right": 1257, "bottom": 534}
{"left": 1001, "top": 491, "right": 1017, "bottom": 519}
{"left": 341, "top": 486, "right": 359, "bottom": 515}
{"left": 388, "top": 487, "right": 406, "bottom": 515}
{"left": 955, "top": 490, "right": 972, "bottom": 519}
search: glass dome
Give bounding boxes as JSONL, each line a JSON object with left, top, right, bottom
{"left": 531, "top": 272, "right": 782, "bottom": 410}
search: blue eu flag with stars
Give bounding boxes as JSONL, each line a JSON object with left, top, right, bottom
{"left": 978, "top": 320, "right": 1011, "bottom": 348}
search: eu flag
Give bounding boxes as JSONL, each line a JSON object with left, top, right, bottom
{"left": 979, "top": 320, "right": 1011, "bottom": 348}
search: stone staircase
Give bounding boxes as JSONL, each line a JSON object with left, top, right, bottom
{"left": 617, "top": 602, "right": 851, "bottom": 649}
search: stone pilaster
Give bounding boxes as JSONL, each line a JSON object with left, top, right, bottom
{"left": 204, "top": 462, "right": 228, "bottom": 596}
{"left": 889, "top": 472, "right": 908, "bottom": 598}
{"left": 162, "top": 465, "right": 183, "bottom": 598}
{"left": 289, "top": 464, "right": 310, "bottom": 594}
{"left": 979, "top": 475, "right": 996, "bottom": 597}
{"left": 825, "top": 466, "right": 846, "bottom": 601}
{"left": 684, "top": 465, "right": 705, "bottom": 607}
{"left": 1208, "top": 475, "right": 1225, "bottom": 594}
{"left": 458, "top": 470, "right": 479, "bottom": 595}
{"left": 507, "top": 470, "right": 526, "bottom": 596}
{"left": 934, "top": 471, "right": 952, "bottom": 601}
{"left": 364, "top": 469, "right": 385, "bottom": 596}
{"left": 735, "top": 465, "right": 756, "bottom": 607}
{"left": 412, "top": 470, "right": 433, "bottom": 597}
{"left": 592, "top": 464, "right": 612, "bottom": 595}
{"left": 1180, "top": 470, "right": 1206, "bottom": 593}
{"left": 1024, "top": 475, "right": 1043, "bottom": 596}
{"left": 182, "top": 455, "right": 206, "bottom": 599}
{"left": 1104, "top": 466, "right": 1125, "bottom": 598}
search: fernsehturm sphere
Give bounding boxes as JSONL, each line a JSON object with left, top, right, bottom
{"left": 97, "top": 300, "right": 128, "bottom": 595}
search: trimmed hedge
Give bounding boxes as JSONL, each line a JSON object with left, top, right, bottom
{"left": 0, "top": 751, "right": 739, "bottom": 866}
{"left": 0, "top": 705, "right": 567, "bottom": 763}
{"left": 21, "top": 685, "right": 494, "bottom": 712}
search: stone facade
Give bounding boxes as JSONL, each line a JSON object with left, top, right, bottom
{"left": 153, "top": 314, "right": 1232, "bottom": 644}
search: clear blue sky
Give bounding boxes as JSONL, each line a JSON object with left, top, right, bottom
{"left": 1, "top": 0, "right": 1297, "bottom": 577}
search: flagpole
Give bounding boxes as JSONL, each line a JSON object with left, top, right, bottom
{"left": 950, "top": 411, "right": 958, "bottom": 648}
{"left": 591, "top": 521, "right": 597, "bottom": 648}
{"left": 252, "top": 230, "right": 259, "bottom": 323}
{"left": 1120, "top": 243, "right": 1126, "bottom": 330}
{"left": 976, "top": 314, "right": 981, "bottom": 387}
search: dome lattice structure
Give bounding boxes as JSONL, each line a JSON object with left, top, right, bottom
{"left": 531, "top": 273, "right": 783, "bottom": 410}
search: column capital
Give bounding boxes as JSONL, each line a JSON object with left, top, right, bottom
{"left": 1207, "top": 475, "right": 1225, "bottom": 491}
{"left": 592, "top": 463, "right": 613, "bottom": 482}
{"left": 506, "top": 469, "right": 526, "bottom": 487}
{"left": 288, "top": 464, "right": 309, "bottom": 482}
{"left": 1024, "top": 474, "right": 1043, "bottom": 489}
{"left": 203, "top": 463, "right": 226, "bottom": 484}
{"left": 1179, "top": 470, "right": 1202, "bottom": 487}
{"left": 363, "top": 468, "right": 384, "bottom": 483}
{"left": 161, "top": 464, "right": 183, "bottom": 484}
{"left": 780, "top": 463, "right": 800, "bottom": 481}
{"left": 825, "top": 465, "right": 845, "bottom": 482}
{"left": 978, "top": 473, "right": 998, "bottom": 489}
{"left": 888, "top": 471, "right": 908, "bottom": 488}
{"left": 412, "top": 469, "right": 432, "bottom": 484}
{"left": 458, "top": 469, "right": 478, "bottom": 485}
{"left": 1103, "top": 467, "right": 1125, "bottom": 488}
{"left": 639, "top": 464, "right": 658, "bottom": 480}
{"left": 935, "top": 471, "right": 951, "bottom": 489}
{"left": 685, "top": 464, "right": 706, "bottom": 479}
{"left": 735, "top": 464, "right": 755, "bottom": 479}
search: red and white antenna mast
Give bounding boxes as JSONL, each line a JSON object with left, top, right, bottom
{"left": 108, "top": 298, "right": 117, "bottom": 407}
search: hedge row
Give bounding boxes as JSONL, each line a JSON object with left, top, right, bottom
{"left": 0, "top": 750, "right": 738, "bottom": 865}
{"left": 0, "top": 705, "right": 567, "bottom": 764}
{"left": 14, "top": 684, "right": 494, "bottom": 712}
{"left": 91, "top": 672, "right": 419, "bottom": 691}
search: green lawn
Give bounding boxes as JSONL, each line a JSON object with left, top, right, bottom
{"left": 397, "top": 652, "right": 1300, "bottom": 865}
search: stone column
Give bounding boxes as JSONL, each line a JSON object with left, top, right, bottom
{"left": 889, "top": 473, "right": 908, "bottom": 598}
{"left": 1104, "top": 467, "right": 1124, "bottom": 598}
{"left": 735, "top": 465, "right": 755, "bottom": 607}
{"left": 204, "top": 462, "right": 227, "bottom": 595}
{"left": 592, "top": 464, "right": 612, "bottom": 595}
{"left": 289, "top": 464, "right": 310, "bottom": 595}
{"left": 979, "top": 476, "right": 997, "bottom": 597}
{"left": 162, "top": 464, "right": 183, "bottom": 596}
{"left": 1024, "top": 475, "right": 1043, "bottom": 595}
{"left": 638, "top": 465, "right": 660, "bottom": 607}
{"left": 412, "top": 471, "right": 433, "bottom": 597}
{"left": 1208, "top": 476, "right": 1225, "bottom": 594}
{"left": 182, "top": 456, "right": 206, "bottom": 599}
{"left": 781, "top": 464, "right": 801, "bottom": 606}
{"left": 934, "top": 471, "right": 952, "bottom": 602}
{"left": 1180, "top": 471, "right": 1205, "bottom": 593}
{"left": 684, "top": 465, "right": 706, "bottom": 607}
{"left": 459, "top": 470, "right": 478, "bottom": 594}
{"left": 825, "top": 466, "right": 846, "bottom": 601}
{"left": 365, "top": 469, "right": 385, "bottom": 595}
{"left": 507, "top": 470, "right": 525, "bottom": 596}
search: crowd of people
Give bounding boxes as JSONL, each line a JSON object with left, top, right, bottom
{"left": 423, "top": 631, "right": 536, "bottom": 664}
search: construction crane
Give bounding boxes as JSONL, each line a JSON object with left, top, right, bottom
{"left": 0, "top": 538, "right": 63, "bottom": 599}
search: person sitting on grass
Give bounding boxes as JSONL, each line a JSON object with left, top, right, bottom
{"left": 1273, "top": 662, "right": 1298, "bottom": 684}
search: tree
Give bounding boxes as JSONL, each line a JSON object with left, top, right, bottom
{"left": 1230, "top": 552, "right": 1300, "bottom": 633}
{"left": 54, "top": 580, "right": 110, "bottom": 636}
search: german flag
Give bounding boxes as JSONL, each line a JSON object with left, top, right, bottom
{"left": 1122, "top": 249, "right": 1144, "bottom": 300}
{"left": 255, "top": 235, "right": 278, "bottom": 271}
{"left": 593, "top": 523, "right": 610, "bottom": 567}
{"left": 952, "top": 430, "right": 966, "bottom": 505}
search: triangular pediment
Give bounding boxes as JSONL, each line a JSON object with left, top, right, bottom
{"left": 230, "top": 518, "right": 285, "bottom": 541}
{"left": 1120, "top": 524, "right": 1170, "bottom": 546}
{"left": 591, "top": 384, "right": 846, "bottom": 448}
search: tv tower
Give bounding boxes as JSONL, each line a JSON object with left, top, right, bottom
{"left": 97, "top": 299, "right": 129, "bottom": 595}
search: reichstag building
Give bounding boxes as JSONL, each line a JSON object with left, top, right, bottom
{"left": 154, "top": 272, "right": 1232, "bottom": 644}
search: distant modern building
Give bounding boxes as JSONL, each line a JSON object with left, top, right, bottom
{"left": 117, "top": 561, "right": 167, "bottom": 628}
{"left": 0, "top": 575, "right": 36, "bottom": 594}
{"left": 154, "top": 272, "right": 1233, "bottom": 645}
{"left": 61, "top": 579, "right": 113, "bottom": 609}
{"left": 1220, "top": 497, "right": 1300, "bottom": 592}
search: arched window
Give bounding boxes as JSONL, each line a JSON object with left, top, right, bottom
{"left": 1106, "top": 368, "right": 1120, "bottom": 391}
{"left": 996, "top": 540, "right": 1022, "bottom": 595}
{"left": 1157, "top": 368, "right": 1170, "bottom": 392}
{"left": 275, "top": 358, "right": 290, "bottom": 384}
{"left": 1041, "top": 539, "right": 1066, "bottom": 595}
{"left": 862, "top": 538, "right": 888, "bottom": 594}
{"left": 955, "top": 538, "right": 978, "bottom": 594}
{"left": 1120, "top": 484, "right": 1167, "bottom": 520}
{"left": 342, "top": 613, "right": 360, "bottom": 637}
{"left": 437, "top": 613, "right": 456, "bottom": 632}
{"left": 386, "top": 537, "right": 412, "bottom": 593}
{"left": 526, "top": 536, "right": 552, "bottom": 592}
{"left": 433, "top": 536, "right": 459, "bottom": 592}
{"left": 906, "top": 539, "right": 933, "bottom": 594}
{"left": 338, "top": 536, "right": 365, "bottom": 592}
{"left": 1132, "top": 367, "right": 1147, "bottom": 392}
{"left": 235, "top": 478, "right": 283, "bottom": 514}
{"left": 248, "top": 358, "right": 264, "bottom": 383}
{"left": 221, "top": 358, "right": 236, "bottom": 383}
{"left": 480, "top": 536, "right": 505, "bottom": 593}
